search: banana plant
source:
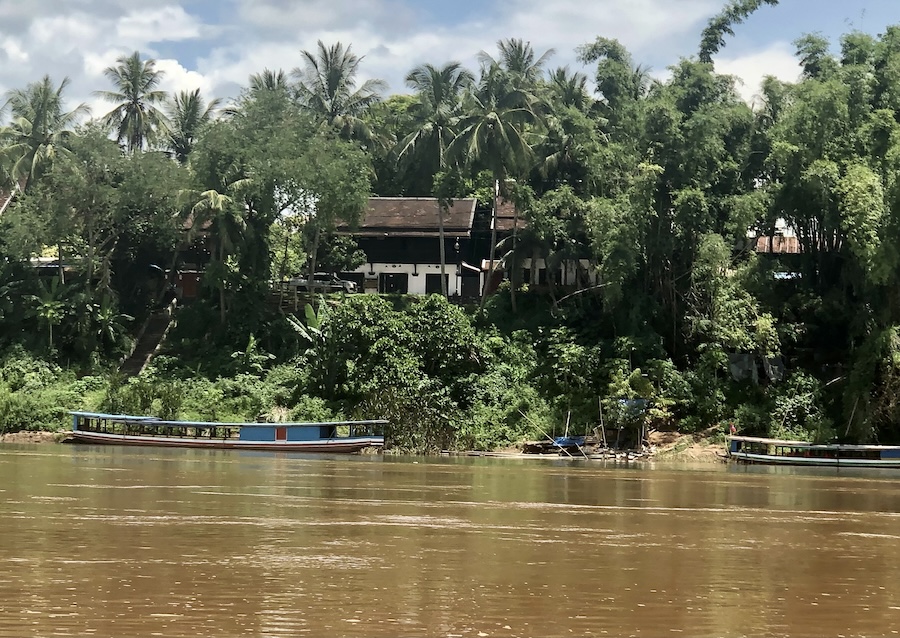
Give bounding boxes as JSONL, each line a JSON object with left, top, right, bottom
{"left": 28, "top": 277, "right": 68, "bottom": 349}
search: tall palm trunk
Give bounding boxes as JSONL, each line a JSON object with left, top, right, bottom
{"left": 438, "top": 201, "right": 448, "bottom": 297}
{"left": 307, "top": 224, "right": 322, "bottom": 294}
{"left": 57, "top": 243, "right": 66, "bottom": 284}
{"left": 278, "top": 227, "right": 291, "bottom": 305}
{"left": 218, "top": 235, "right": 227, "bottom": 324}
{"left": 480, "top": 179, "right": 500, "bottom": 308}
{"left": 510, "top": 200, "right": 519, "bottom": 313}
{"left": 437, "top": 142, "right": 449, "bottom": 298}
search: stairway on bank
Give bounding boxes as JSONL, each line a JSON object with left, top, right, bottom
{"left": 118, "top": 306, "right": 175, "bottom": 377}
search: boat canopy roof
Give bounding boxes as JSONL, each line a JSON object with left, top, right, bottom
{"left": 70, "top": 411, "right": 388, "bottom": 428}
{"left": 70, "top": 411, "right": 158, "bottom": 421}
{"left": 729, "top": 435, "right": 900, "bottom": 451}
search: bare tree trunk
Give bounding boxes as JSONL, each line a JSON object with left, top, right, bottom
{"left": 480, "top": 179, "right": 499, "bottom": 309}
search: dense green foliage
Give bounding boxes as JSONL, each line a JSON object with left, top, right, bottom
{"left": 5, "top": 6, "right": 900, "bottom": 449}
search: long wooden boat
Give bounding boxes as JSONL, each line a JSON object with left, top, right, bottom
{"left": 69, "top": 411, "right": 386, "bottom": 453}
{"left": 727, "top": 435, "right": 900, "bottom": 467}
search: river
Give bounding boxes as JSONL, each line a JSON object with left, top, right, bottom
{"left": 1, "top": 444, "right": 899, "bottom": 637}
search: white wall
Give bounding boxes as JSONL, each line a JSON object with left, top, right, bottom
{"left": 348, "top": 262, "right": 468, "bottom": 296}
{"left": 520, "top": 258, "right": 599, "bottom": 286}
{"left": 348, "top": 258, "right": 597, "bottom": 295}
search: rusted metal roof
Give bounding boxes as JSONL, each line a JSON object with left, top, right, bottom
{"left": 341, "top": 197, "right": 477, "bottom": 238}
{"left": 755, "top": 236, "right": 800, "bottom": 254}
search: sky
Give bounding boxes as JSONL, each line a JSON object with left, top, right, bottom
{"left": 0, "top": 0, "right": 897, "bottom": 118}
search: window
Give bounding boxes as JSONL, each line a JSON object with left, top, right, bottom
{"left": 340, "top": 272, "right": 365, "bottom": 288}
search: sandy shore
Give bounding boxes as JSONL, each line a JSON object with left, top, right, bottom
{"left": 0, "top": 431, "right": 68, "bottom": 444}
{"left": 648, "top": 427, "right": 726, "bottom": 462}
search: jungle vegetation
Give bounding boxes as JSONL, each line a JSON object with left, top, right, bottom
{"left": 3, "top": 4, "right": 900, "bottom": 451}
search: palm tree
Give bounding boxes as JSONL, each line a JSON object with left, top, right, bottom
{"left": 292, "top": 41, "right": 386, "bottom": 141}
{"left": 96, "top": 51, "right": 169, "bottom": 152}
{"left": 182, "top": 188, "right": 248, "bottom": 323}
{"left": 167, "top": 89, "right": 220, "bottom": 164}
{"left": 28, "top": 277, "right": 69, "bottom": 349}
{"left": 248, "top": 68, "right": 290, "bottom": 94}
{"left": 547, "top": 66, "right": 590, "bottom": 111}
{"left": 222, "top": 69, "right": 292, "bottom": 119}
{"left": 496, "top": 222, "right": 547, "bottom": 292}
{"left": 397, "top": 62, "right": 474, "bottom": 174}
{"left": 450, "top": 61, "right": 540, "bottom": 305}
{"left": 179, "top": 155, "right": 252, "bottom": 323}
{"left": 0, "top": 75, "right": 89, "bottom": 191}
{"left": 396, "top": 62, "right": 474, "bottom": 297}
{"left": 480, "top": 38, "right": 555, "bottom": 88}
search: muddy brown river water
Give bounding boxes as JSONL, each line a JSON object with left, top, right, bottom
{"left": 1, "top": 444, "right": 900, "bottom": 637}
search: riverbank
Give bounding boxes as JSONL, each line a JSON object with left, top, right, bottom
{"left": 0, "top": 431, "right": 67, "bottom": 444}
{"left": 648, "top": 427, "right": 726, "bottom": 463}
{"left": 510, "top": 427, "right": 726, "bottom": 462}
{"left": 0, "top": 427, "right": 727, "bottom": 461}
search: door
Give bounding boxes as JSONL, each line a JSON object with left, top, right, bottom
{"left": 460, "top": 273, "right": 480, "bottom": 298}
{"left": 379, "top": 273, "right": 409, "bottom": 294}
{"left": 425, "top": 273, "right": 449, "bottom": 295}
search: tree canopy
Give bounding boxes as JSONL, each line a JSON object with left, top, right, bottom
{"left": 6, "top": 10, "right": 900, "bottom": 448}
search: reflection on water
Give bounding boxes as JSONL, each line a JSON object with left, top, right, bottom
{"left": 1, "top": 445, "right": 900, "bottom": 637}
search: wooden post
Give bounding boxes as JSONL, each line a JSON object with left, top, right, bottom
{"left": 599, "top": 398, "right": 607, "bottom": 448}
{"left": 518, "top": 409, "right": 574, "bottom": 458}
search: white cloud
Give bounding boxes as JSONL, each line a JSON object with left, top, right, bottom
{"left": 233, "top": 0, "right": 419, "bottom": 35}
{"left": 116, "top": 6, "right": 204, "bottom": 44}
{"left": 499, "top": 0, "right": 718, "bottom": 55}
{"left": 83, "top": 50, "right": 121, "bottom": 79}
{"left": 28, "top": 14, "right": 103, "bottom": 52}
{"left": 0, "top": 37, "right": 28, "bottom": 63}
{"left": 156, "top": 58, "right": 213, "bottom": 96}
{"left": 195, "top": 0, "right": 723, "bottom": 101}
{"left": 714, "top": 42, "right": 802, "bottom": 105}
{"left": 0, "top": 0, "right": 811, "bottom": 123}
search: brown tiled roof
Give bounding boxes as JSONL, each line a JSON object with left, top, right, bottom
{"left": 493, "top": 198, "right": 522, "bottom": 232}
{"left": 342, "top": 197, "right": 477, "bottom": 238}
{"left": 755, "top": 236, "right": 800, "bottom": 254}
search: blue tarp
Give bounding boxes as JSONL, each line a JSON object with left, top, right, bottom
{"left": 553, "top": 436, "right": 586, "bottom": 447}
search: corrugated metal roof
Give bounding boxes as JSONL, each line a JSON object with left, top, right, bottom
{"left": 755, "top": 236, "right": 800, "bottom": 254}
